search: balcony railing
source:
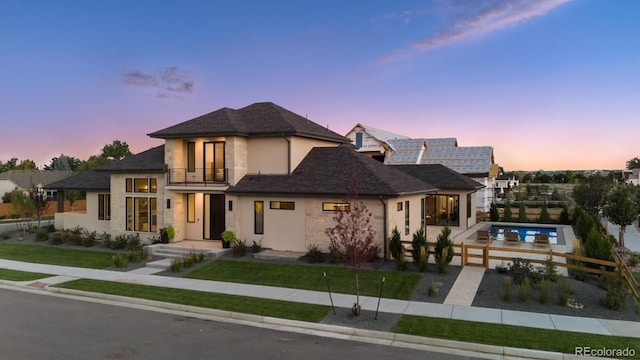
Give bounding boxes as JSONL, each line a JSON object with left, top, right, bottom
{"left": 167, "top": 168, "right": 228, "bottom": 186}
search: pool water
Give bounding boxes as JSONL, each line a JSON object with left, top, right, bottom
{"left": 490, "top": 225, "right": 558, "bottom": 244}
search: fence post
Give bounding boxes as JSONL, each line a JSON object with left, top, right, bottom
{"left": 460, "top": 242, "right": 465, "bottom": 267}
{"left": 484, "top": 245, "right": 489, "bottom": 268}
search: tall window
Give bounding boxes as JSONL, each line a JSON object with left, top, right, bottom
{"left": 204, "top": 141, "right": 225, "bottom": 182}
{"left": 187, "top": 142, "right": 196, "bottom": 172}
{"left": 254, "top": 201, "right": 264, "bottom": 234}
{"left": 420, "top": 198, "right": 425, "bottom": 228}
{"left": 98, "top": 194, "right": 110, "bottom": 220}
{"left": 187, "top": 193, "right": 195, "bottom": 223}
{"left": 426, "top": 195, "right": 459, "bottom": 226}
{"left": 124, "top": 177, "right": 158, "bottom": 232}
{"left": 355, "top": 132, "right": 363, "bottom": 148}
{"left": 467, "top": 194, "right": 472, "bottom": 219}
{"left": 404, "top": 200, "right": 410, "bottom": 235}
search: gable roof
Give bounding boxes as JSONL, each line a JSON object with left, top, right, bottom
{"left": 228, "top": 146, "right": 438, "bottom": 197}
{"left": 148, "top": 102, "right": 350, "bottom": 144}
{"left": 0, "top": 170, "right": 72, "bottom": 190}
{"left": 45, "top": 170, "right": 110, "bottom": 191}
{"left": 95, "top": 145, "right": 165, "bottom": 173}
{"left": 391, "top": 164, "right": 484, "bottom": 191}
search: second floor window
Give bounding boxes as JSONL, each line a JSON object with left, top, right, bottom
{"left": 204, "top": 141, "right": 225, "bottom": 182}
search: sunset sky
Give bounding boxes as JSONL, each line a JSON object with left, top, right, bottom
{"left": 1, "top": 0, "right": 638, "bottom": 171}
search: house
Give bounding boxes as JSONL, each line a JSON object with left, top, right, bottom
{"left": 48, "top": 102, "right": 481, "bottom": 252}
{"left": 344, "top": 124, "right": 409, "bottom": 162}
{"left": 0, "top": 170, "right": 72, "bottom": 203}
{"left": 495, "top": 174, "right": 520, "bottom": 194}
{"left": 616, "top": 169, "right": 640, "bottom": 186}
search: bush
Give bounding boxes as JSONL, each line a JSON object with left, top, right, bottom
{"left": 542, "top": 257, "right": 558, "bottom": 282}
{"left": 328, "top": 237, "right": 342, "bottom": 264}
{"left": 111, "top": 234, "right": 128, "bottom": 250}
{"left": 583, "top": 228, "right": 614, "bottom": 266}
{"left": 557, "top": 278, "right": 573, "bottom": 306}
{"left": 112, "top": 253, "right": 128, "bottom": 268}
{"left": 502, "top": 200, "right": 513, "bottom": 222}
{"left": 48, "top": 232, "right": 62, "bottom": 245}
{"left": 506, "top": 258, "right": 540, "bottom": 285}
{"left": 538, "top": 201, "right": 551, "bottom": 223}
{"left": 251, "top": 239, "right": 263, "bottom": 253}
{"left": 502, "top": 276, "right": 512, "bottom": 302}
{"left": 411, "top": 228, "right": 428, "bottom": 272}
{"left": 127, "top": 247, "right": 148, "bottom": 262}
{"left": 434, "top": 225, "right": 454, "bottom": 273}
{"left": 517, "top": 277, "right": 530, "bottom": 302}
{"left": 559, "top": 204, "right": 571, "bottom": 225}
{"left": 35, "top": 229, "right": 49, "bottom": 242}
{"left": 126, "top": 233, "right": 142, "bottom": 251}
{"left": 490, "top": 202, "right": 499, "bottom": 222}
{"left": 628, "top": 252, "right": 640, "bottom": 267}
{"left": 45, "top": 224, "right": 56, "bottom": 233}
{"left": 600, "top": 273, "right": 628, "bottom": 310}
{"left": 517, "top": 202, "right": 528, "bottom": 223}
{"left": 539, "top": 280, "right": 550, "bottom": 305}
{"left": 183, "top": 254, "right": 195, "bottom": 268}
{"left": 389, "top": 226, "right": 407, "bottom": 270}
{"left": 232, "top": 239, "right": 247, "bottom": 257}
{"left": 427, "top": 282, "right": 437, "bottom": 297}
{"left": 169, "top": 257, "right": 182, "bottom": 272}
{"left": 100, "top": 232, "right": 111, "bottom": 248}
{"left": 305, "top": 243, "right": 324, "bottom": 263}
{"left": 83, "top": 230, "right": 97, "bottom": 247}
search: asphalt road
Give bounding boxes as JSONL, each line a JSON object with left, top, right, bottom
{"left": 0, "top": 288, "right": 480, "bottom": 360}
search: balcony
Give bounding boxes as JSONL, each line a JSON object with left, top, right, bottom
{"left": 167, "top": 168, "right": 227, "bottom": 186}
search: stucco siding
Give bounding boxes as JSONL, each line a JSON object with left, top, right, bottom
{"left": 247, "top": 138, "right": 288, "bottom": 174}
{"left": 289, "top": 137, "right": 340, "bottom": 171}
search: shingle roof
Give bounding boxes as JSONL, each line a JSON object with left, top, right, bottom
{"left": 0, "top": 170, "right": 73, "bottom": 190}
{"left": 228, "top": 146, "right": 438, "bottom": 197}
{"left": 391, "top": 164, "right": 484, "bottom": 191}
{"left": 148, "top": 102, "right": 350, "bottom": 144}
{"left": 45, "top": 170, "right": 110, "bottom": 191}
{"left": 95, "top": 145, "right": 165, "bottom": 173}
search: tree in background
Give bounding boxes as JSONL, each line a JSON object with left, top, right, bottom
{"left": 0, "top": 158, "right": 37, "bottom": 171}
{"left": 538, "top": 201, "right": 551, "bottom": 223}
{"left": 325, "top": 183, "right": 377, "bottom": 316}
{"left": 626, "top": 157, "right": 640, "bottom": 170}
{"left": 489, "top": 202, "right": 499, "bottom": 222}
{"left": 502, "top": 200, "right": 513, "bottom": 222}
{"left": 102, "top": 140, "right": 133, "bottom": 161}
{"left": 572, "top": 174, "right": 612, "bottom": 216}
{"left": 11, "top": 190, "right": 34, "bottom": 230}
{"left": 30, "top": 186, "right": 50, "bottom": 228}
{"left": 76, "top": 155, "right": 111, "bottom": 172}
{"left": 603, "top": 184, "right": 639, "bottom": 251}
{"left": 44, "top": 154, "right": 81, "bottom": 171}
{"left": 518, "top": 201, "right": 528, "bottom": 222}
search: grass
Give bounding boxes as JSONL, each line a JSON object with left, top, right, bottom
{"left": 184, "top": 259, "right": 423, "bottom": 300}
{"left": 0, "top": 243, "right": 114, "bottom": 269}
{"left": 393, "top": 315, "right": 640, "bottom": 358}
{"left": 55, "top": 279, "right": 330, "bottom": 322}
{"left": 634, "top": 272, "right": 639, "bottom": 283}
{"left": 0, "top": 268, "right": 52, "bottom": 281}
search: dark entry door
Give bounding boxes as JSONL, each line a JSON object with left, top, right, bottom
{"left": 203, "top": 194, "right": 225, "bottom": 240}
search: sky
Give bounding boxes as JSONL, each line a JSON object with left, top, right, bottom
{"left": 1, "top": 0, "right": 638, "bottom": 171}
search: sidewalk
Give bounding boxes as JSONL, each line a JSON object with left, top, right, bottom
{"left": 1, "top": 258, "right": 638, "bottom": 341}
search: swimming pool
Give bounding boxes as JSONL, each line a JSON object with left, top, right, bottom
{"left": 490, "top": 225, "right": 558, "bottom": 244}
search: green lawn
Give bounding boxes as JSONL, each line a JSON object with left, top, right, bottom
{"left": 393, "top": 315, "right": 640, "bottom": 358}
{"left": 0, "top": 243, "right": 114, "bottom": 269}
{"left": 0, "top": 268, "right": 52, "bottom": 281}
{"left": 185, "top": 259, "right": 423, "bottom": 300}
{"left": 55, "top": 279, "right": 330, "bottom": 322}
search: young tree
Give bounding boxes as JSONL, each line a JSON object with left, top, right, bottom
{"left": 11, "top": 190, "right": 34, "bottom": 230}
{"left": 603, "top": 184, "right": 639, "bottom": 250}
{"left": 572, "top": 175, "right": 611, "bottom": 216}
{"left": 518, "top": 202, "right": 528, "bottom": 222}
{"left": 411, "top": 227, "right": 428, "bottom": 272}
{"left": 325, "top": 190, "right": 377, "bottom": 316}
{"left": 434, "top": 225, "right": 454, "bottom": 273}
{"left": 538, "top": 201, "right": 551, "bottom": 223}
{"left": 30, "top": 186, "right": 51, "bottom": 228}
{"left": 502, "top": 200, "right": 513, "bottom": 222}
{"left": 489, "top": 202, "right": 499, "bottom": 222}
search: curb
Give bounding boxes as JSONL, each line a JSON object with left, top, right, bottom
{"left": 42, "top": 285, "right": 568, "bottom": 360}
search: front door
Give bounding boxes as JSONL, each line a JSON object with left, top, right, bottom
{"left": 203, "top": 194, "right": 225, "bottom": 240}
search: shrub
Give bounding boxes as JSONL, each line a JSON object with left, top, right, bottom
{"left": 305, "top": 243, "right": 324, "bottom": 263}
{"left": 35, "top": 229, "right": 49, "bottom": 242}
{"left": 628, "top": 252, "right": 640, "bottom": 267}
{"left": 489, "top": 202, "right": 499, "bottom": 222}
{"left": 126, "top": 233, "right": 142, "bottom": 251}
{"left": 600, "top": 274, "right": 628, "bottom": 310}
{"left": 517, "top": 202, "right": 528, "bottom": 222}
{"left": 328, "top": 237, "right": 342, "bottom": 264}
{"left": 251, "top": 239, "right": 263, "bottom": 253}
{"left": 539, "top": 280, "right": 550, "bottom": 305}
{"left": 169, "top": 257, "right": 182, "bottom": 272}
{"left": 112, "top": 253, "right": 128, "bottom": 268}
{"left": 517, "top": 277, "right": 530, "bottom": 302}
{"left": 559, "top": 204, "right": 571, "bottom": 225}
{"left": 557, "top": 278, "right": 573, "bottom": 306}
{"left": 389, "top": 226, "right": 407, "bottom": 270}
{"left": 411, "top": 228, "right": 428, "bottom": 272}
{"left": 538, "top": 201, "right": 551, "bottom": 223}
{"left": 495, "top": 261, "right": 508, "bottom": 274}
{"left": 49, "top": 232, "right": 64, "bottom": 245}
{"left": 83, "top": 230, "right": 97, "bottom": 247}
{"left": 583, "top": 228, "right": 614, "bottom": 266}
{"left": 232, "top": 239, "right": 247, "bottom": 257}
{"left": 542, "top": 257, "right": 558, "bottom": 282}
{"left": 507, "top": 258, "right": 539, "bottom": 285}
{"left": 502, "top": 200, "right": 513, "bottom": 222}
{"left": 196, "top": 251, "right": 206, "bottom": 263}
{"left": 127, "top": 247, "right": 147, "bottom": 262}
{"left": 427, "top": 281, "right": 437, "bottom": 297}
{"left": 183, "top": 254, "right": 195, "bottom": 268}
{"left": 502, "top": 276, "right": 512, "bottom": 302}
{"left": 45, "top": 224, "right": 56, "bottom": 233}
{"left": 100, "top": 232, "right": 111, "bottom": 248}
{"left": 434, "top": 225, "right": 454, "bottom": 273}
{"left": 1, "top": 230, "right": 12, "bottom": 240}
{"left": 111, "top": 234, "right": 128, "bottom": 250}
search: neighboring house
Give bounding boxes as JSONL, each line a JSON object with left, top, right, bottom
{"left": 344, "top": 124, "right": 409, "bottom": 162}
{"left": 48, "top": 102, "right": 481, "bottom": 252}
{"left": 384, "top": 138, "right": 499, "bottom": 213}
{"left": 495, "top": 174, "right": 520, "bottom": 194}
{"left": 0, "top": 170, "right": 72, "bottom": 203}
{"left": 617, "top": 169, "right": 640, "bottom": 186}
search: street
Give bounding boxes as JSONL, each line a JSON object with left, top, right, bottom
{"left": 0, "top": 288, "right": 480, "bottom": 360}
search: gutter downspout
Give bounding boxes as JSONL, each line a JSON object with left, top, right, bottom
{"left": 282, "top": 135, "right": 291, "bottom": 174}
{"left": 379, "top": 196, "right": 388, "bottom": 260}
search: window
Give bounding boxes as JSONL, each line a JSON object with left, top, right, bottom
{"left": 355, "top": 132, "right": 363, "bottom": 148}
{"left": 421, "top": 198, "right": 425, "bottom": 228}
{"left": 187, "top": 193, "right": 195, "bottom": 223}
{"left": 270, "top": 201, "right": 295, "bottom": 210}
{"left": 126, "top": 178, "right": 133, "bottom": 192}
{"left": 397, "top": 202, "right": 403, "bottom": 211}
{"left": 322, "top": 202, "right": 350, "bottom": 211}
{"left": 125, "top": 196, "right": 157, "bottom": 232}
{"left": 426, "top": 195, "right": 459, "bottom": 226}
{"left": 187, "top": 142, "right": 196, "bottom": 172}
{"left": 126, "top": 178, "right": 157, "bottom": 193}
{"left": 150, "top": 178, "right": 157, "bottom": 193}
{"left": 98, "top": 194, "right": 110, "bottom": 220}
{"left": 134, "top": 178, "right": 148, "bottom": 193}
{"left": 204, "top": 141, "right": 225, "bottom": 182}
{"left": 404, "top": 200, "right": 410, "bottom": 235}
{"left": 467, "top": 194, "right": 472, "bottom": 219}
{"left": 254, "top": 201, "right": 264, "bottom": 234}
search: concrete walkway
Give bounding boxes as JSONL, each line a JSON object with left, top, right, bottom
{"left": 444, "top": 266, "right": 486, "bottom": 306}
{"left": 0, "top": 258, "right": 638, "bottom": 342}
{"left": 606, "top": 220, "right": 640, "bottom": 252}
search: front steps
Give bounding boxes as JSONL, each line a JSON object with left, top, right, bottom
{"left": 143, "top": 243, "right": 232, "bottom": 271}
